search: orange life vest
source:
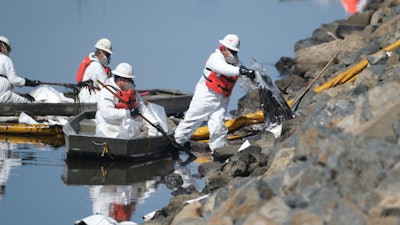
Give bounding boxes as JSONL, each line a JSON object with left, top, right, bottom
{"left": 341, "top": 0, "right": 358, "bottom": 14}
{"left": 115, "top": 89, "right": 138, "bottom": 109}
{"left": 76, "top": 56, "right": 112, "bottom": 82}
{"left": 110, "top": 203, "right": 134, "bottom": 222}
{"left": 204, "top": 69, "right": 239, "bottom": 97}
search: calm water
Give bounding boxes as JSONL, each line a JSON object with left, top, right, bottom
{"left": 0, "top": 0, "right": 351, "bottom": 224}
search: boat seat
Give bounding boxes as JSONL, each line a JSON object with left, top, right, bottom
{"left": 79, "top": 119, "right": 96, "bottom": 134}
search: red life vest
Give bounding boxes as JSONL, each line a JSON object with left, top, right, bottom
{"left": 115, "top": 89, "right": 138, "bottom": 109}
{"left": 76, "top": 56, "right": 112, "bottom": 82}
{"left": 204, "top": 69, "right": 239, "bottom": 97}
{"left": 110, "top": 203, "right": 133, "bottom": 222}
{"left": 104, "top": 66, "right": 112, "bottom": 78}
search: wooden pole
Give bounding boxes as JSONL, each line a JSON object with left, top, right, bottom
{"left": 291, "top": 45, "right": 343, "bottom": 111}
{"left": 40, "top": 82, "right": 76, "bottom": 89}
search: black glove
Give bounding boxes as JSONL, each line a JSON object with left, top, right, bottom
{"left": 239, "top": 66, "right": 255, "bottom": 80}
{"left": 77, "top": 79, "right": 93, "bottom": 88}
{"left": 155, "top": 124, "right": 166, "bottom": 134}
{"left": 19, "top": 93, "right": 35, "bottom": 102}
{"left": 130, "top": 108, "right": 140, "bottom": 117}
{"left": 65, "top": 83, "right": 77, "bottom": 89}
{"left": 25, "top": 78, "right": 41, "bottom": 87}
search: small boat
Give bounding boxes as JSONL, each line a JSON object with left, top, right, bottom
{"left": 0, "top": 102, "right": 94, "bottom": 117}
{"left": 0, "top": 88, "right": 193, "bottom": 117}
{"left": 61, "top": 157, "right": 174, "bottom": 185}
{"left": 62, "top": 157, "right": 176, "bottom": 224}
{"left": 63, "top": 110, "right": 174, "bottom": 160}
{"left": 140, "top": 89, "right": 193, "bottom": 115}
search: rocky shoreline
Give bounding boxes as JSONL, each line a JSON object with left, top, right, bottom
{"left": 143, "top": 0, "right": 400, "bottom": 224}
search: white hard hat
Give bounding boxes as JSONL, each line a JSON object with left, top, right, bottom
{"left": 219, "top": 34, "right": 240, "bottom": 52}
{"left": 112, "top": 63, "right": 135, "bottom": 79}
{"left": 0, "top": 36, "right": 11, "bottom": 52}
{"left": 95, "top": 38, "right": 113, "bottom": 54}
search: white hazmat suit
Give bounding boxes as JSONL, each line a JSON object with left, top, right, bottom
{"left": 95, "top": 80, "right": 147, "bottom": 139}
{"left": 78, "top": 52, "right": 110, "bottom": 103}
{"left": 174, "top": 48, "right": 241, "bottom": 151}
{"left": 0, "top": 54, "right": 31, "bottom": 103}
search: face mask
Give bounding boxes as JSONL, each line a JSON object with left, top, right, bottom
{"left": 99, "top": 51, "right": 110, "bottom": 65}
{"left": 122, "top": 82, "right": 135, "bottom": 91}
{"left": 100, "top": 56, "right": 110, "bottom": 66}
{"left": 225, "top": 50, "right": 238, "bottom": 65}
{"left": 1, "top": 44, "right": 9, "bottom": 56}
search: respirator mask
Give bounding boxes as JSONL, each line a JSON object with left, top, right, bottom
{"left": 1, "top": 43, "right": 10, "bottom": 56}
{"left": 100, "top": 51, "right": 110, "bottom": 66}
{"left": 123, "top": 80, "right": 135, "bottom": 91}
{"left": 225, "top": 49, "right": 238, "bottom": 65}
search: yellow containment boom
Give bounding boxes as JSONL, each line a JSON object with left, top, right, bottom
{"left": 191, "top": 110, "right": 264, "bottom": 141}
{"left": 0, "top": 123, "right": 63, "bottom": 135}
{"left": 192, "top": 39, "right": 400, "bottom": 142}
{"left": 314, "top": 38, "right": 400, "bottom": 93}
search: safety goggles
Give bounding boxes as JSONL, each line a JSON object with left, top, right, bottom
{"left": 100, "top": 50, "right": 111, "bottom": 59}
{"left": 227, "top": 48, "right": 238, "bottom": 56}
{"left": 117, "top": 76, "right": 134, "bottom": 84}
{"left": 1, "top": 43, "right": 11, "bottom": 55}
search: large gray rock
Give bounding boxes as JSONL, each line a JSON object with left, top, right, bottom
{"left": 143, "top": 2, "right": 400, "bottom": 224}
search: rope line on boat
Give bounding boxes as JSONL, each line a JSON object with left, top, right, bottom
{"left": 100, "top": 166, "right": 108, "bottom": 183}
{"left": 92, "top": 141, "right": 114, "bottom": 159}
{"left": 101, "top": 142, "right": 114, "bottom": 159}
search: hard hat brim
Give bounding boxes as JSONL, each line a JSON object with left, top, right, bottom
{"left": 112, "top": 71, "right": 135, "bottom": 79}
{"left": 218, "top": 40, "right": 240, "bottom": 52}
{"left": 95, "top": 46, "right": 113, "bottom": 55}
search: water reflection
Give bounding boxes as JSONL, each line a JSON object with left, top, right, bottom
{"left": 61, "top": 158, "right": 175, "bottom": 223}
{"left": 0, "top": 134, "right": 65, "bottom": 148}
{"left": 174, "top": 152, "right": 213, "bottom": 192}
{"left": 0, "top": 142, "right": 22, "bottom": 202}
{"left": 89, "top": 185, "right": 142, "bottom": 222}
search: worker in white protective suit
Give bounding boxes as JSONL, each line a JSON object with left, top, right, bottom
{"left": 89, "top": 184, "right": 145, "bottom": 222}
{"left": 174, "top": 34, "right": 255, "bottom": 151}
{"left": 0, "top": 143, "right": 22, "bottom": 202}
{"left": 76, "top": 181, "right": 159, "bottom": 224}
{"left": 95, "top": 63, "right": 148, "bottom": 139}
{"left": 75, "top": 38, "right": 113, "bottom": 103}
{"left": 0, "top": 35, "right": 41, "bottom": 103}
